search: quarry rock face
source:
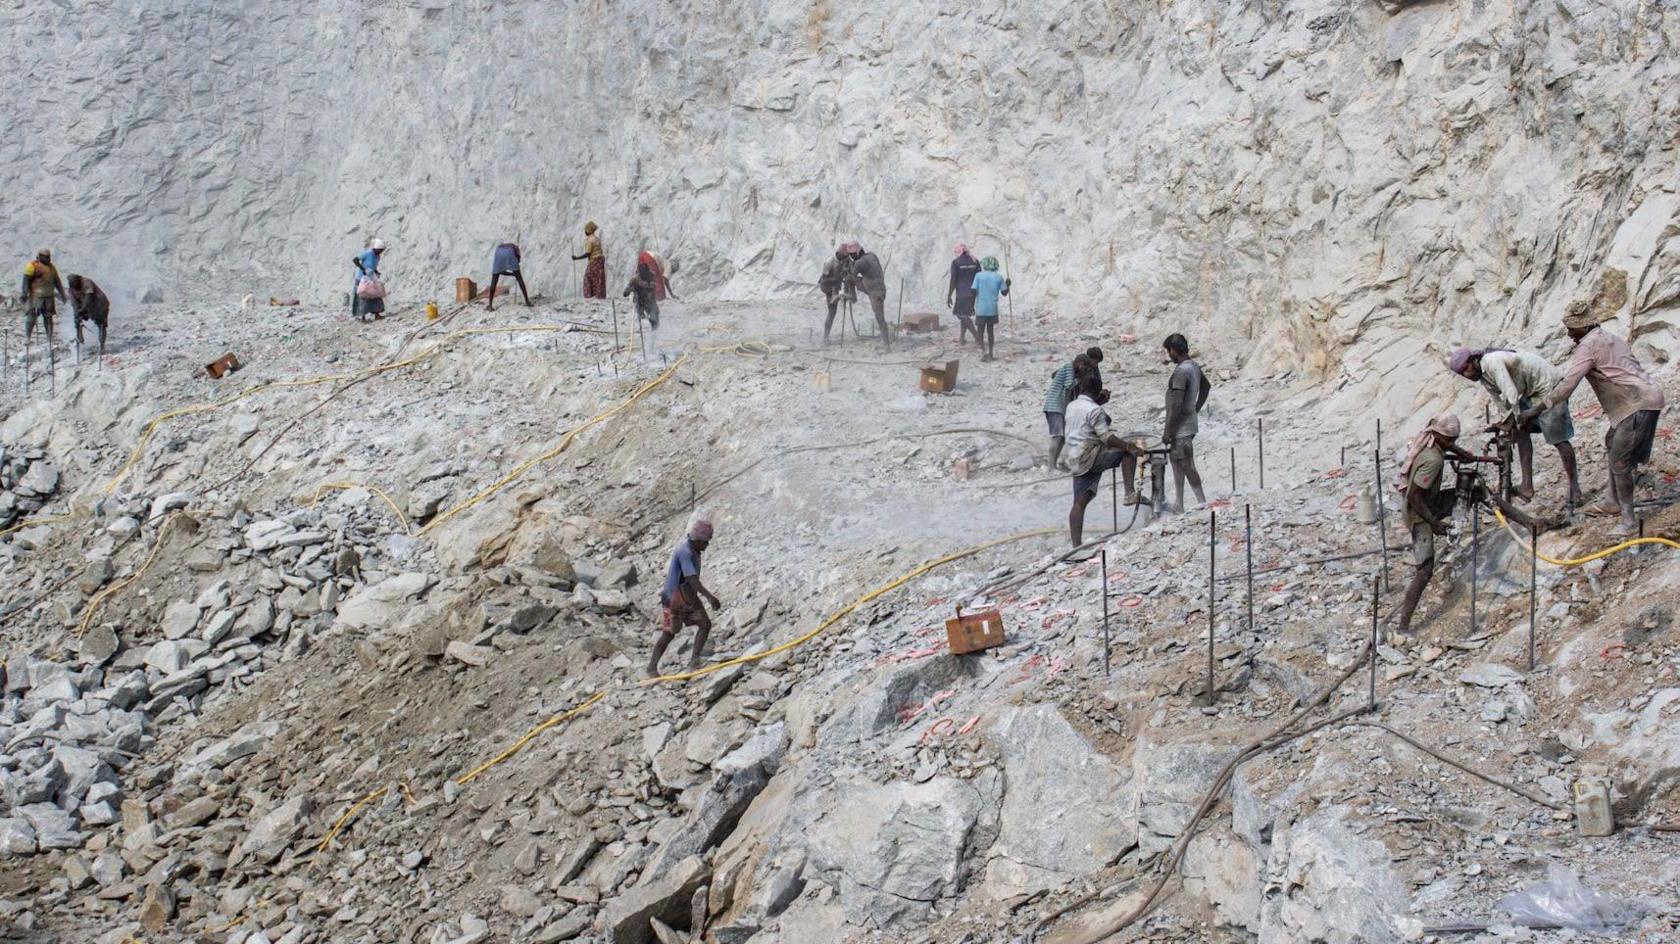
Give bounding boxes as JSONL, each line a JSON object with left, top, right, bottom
{"left": 5, "top": 2, "right": 1679, "bottom": 404}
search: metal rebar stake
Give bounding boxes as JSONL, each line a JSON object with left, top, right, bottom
{"left": 1207, "top": 510, "right": 1217, "bottom": 703}
{"left": 1257, "top": 418, "right": 1265, "bottom": 490}
{"left": 1374, "top": 447, "right": 1391, "bottom": 593}
{"left": 1229, "top": 446, "right": 1236, "bottom": 495}
{"left": 1369, "top": 575, "right": 1379, "bottom": 708}
{"left": 1470, "top": 500, "right": 1480, "bottom": 636}
{"left": 1245, "top": 504, "right": 1255, "bottom": 635}
{"left": 1101, "top": 548, "right": 1112, "bottom": 678}
{"left": 1111, "top": 467, "right": 1118, "bottom": 534}
{"left": 1529, "top": 521, "right": 1538, "bottom": 671}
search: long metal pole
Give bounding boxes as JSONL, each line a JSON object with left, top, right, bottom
{"left": 611, "top": 296, "right": 620, "bottom": 354}
{"left": 1229, "top": 446, "right": 1236, "bottom": 495}
{"left": 1257, "top": 418, "right": 1265, "bottom": 490}
{"left": 1374, "top": 447, "right": 1391, "bottom": 594}
{"left": 46, "top": 330, "right": 55, "bottom": 394}
{"left": 1470, "top": 499, "right": 1480, "bottom": 636}
{"left": 1369, "top": 575, "right": 1379, "bottom": 708}
{"left": 1245, "top": 504, "right": 1255, "bottom": 635}
{"left": 896, "top": 276, "right": 905, "bottom": 326}
{"left": 1110, "top": 468, "right": 1118, "bottom": 534}
{"left": 1528, "top": 522, "right": 1538, "bottom": 671}
{"left": 1207, "top": 510, "right": 1216, "bottom": 703}
{"left": 1101, "top": 548, "right": 1111, "bottom": 678}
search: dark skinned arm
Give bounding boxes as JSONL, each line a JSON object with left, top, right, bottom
{"left": 1195, "top": 374, "right": 1211, "bottom": 412}
{"left": 680, "top": 573, "right": 720, "bottom": 609}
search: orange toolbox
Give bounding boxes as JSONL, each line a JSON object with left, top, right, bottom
{"left": 945, "top": 606, "right": 1005, "bottom": 655}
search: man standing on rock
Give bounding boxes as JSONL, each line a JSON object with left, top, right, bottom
{"left": 1162, "top": 333, "right": 1210, "bottom": 511}
{"left": 1043, "top": 348, "right": 1103, "bottom": 468}
{"left": 819, "top": 245, "right": 853, "bottom": 344}
{"left": 971, "top": 257, "right": 1009, "bottom": 362}
{"left": 66, "top": 274, "right": 110, "bottom": 356}
{"left": 1448, "top": 346, "right": 1581, "bottom": 506}
{"left": 848, "top": 243, "right": 892, "bottom": 350}
{"left": 947, "top": 243, "right": 982, "bottom": 348}
{"left": 648, "top": 519, "right": 722, "bottom": 678}
{"left": 1395, "top": 414, "right": 1461, "bottom": 636}
{"left": 1065, "top": 374, "right": 1145, "bottom": 546}
{"left": 486, "top": 241, "right": 532, "bottom": 311}
{"left": 1522, "top": 301, "right": 1667, "bottom": 536}
{"left": 20, "top": 249, "right": 64, "bottom": 341}
{"left": 351, "top": 238, "right": 386, "bottom": 322}
{"left": 574, "top": 222, "right": 606, "bottom": 299}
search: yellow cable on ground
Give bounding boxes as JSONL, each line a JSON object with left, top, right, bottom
{"left": 453, "top": 691, "right": 607, "bottom": 787}
{"left": 648, "top": 526, "right": 1061, "bottom": 683}
{"left": 74, "top": 513, "right": 184, "bottom": 638}
{"left": 305, "top": 481, "right": 413, "bottom": 535}
{"left": 314, "top": 786, "right": 391, "bottom": 853}
{"left": 0, "top": 512, "right": 76, "bottom": 540}
{"left": 418, "top": 354, "right": 693, "bottom": 535}
{"left": 1492, "top": 507, "right": 1680, "bottom": 566}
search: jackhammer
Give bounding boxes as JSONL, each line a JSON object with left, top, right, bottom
{"left": 1143, "top": 446, "right": 1172, "bottom": 515}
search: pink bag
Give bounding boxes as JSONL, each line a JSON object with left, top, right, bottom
{"left": 355, "top": 274, "right": 386, "bottom": 300}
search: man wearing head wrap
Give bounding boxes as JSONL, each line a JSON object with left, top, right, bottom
{"left": 970, "top": 256, "right": 1010, "bottom": 361}
{"left": 846, "top": 243, "right": 892, "bottom": 350}
{"left": 1521, "top": 300, "right": 1665, "bottom": 535}
{"left": 351, "top": 239, "right": 386, "bottom": 323}
{"left": 649, "top": 518, "right": 723, "bottom": 677}
{"left": 1043, "top": 347, "right": 1105, "bottom": 467}
{"left": 572, "top": 222, "right": 607, "bottom": 299}
{"left": 818, "top": 244, "right": 855, "bottom": 344}
{"left": 947, "top": 244, "right": 982, "bottom": 347}
{"left": 20, "top": 249, "right": 64, "bottom": 341}
{"left": 1448, "top": 346, "right": 1581, "bottom": 505}
{"left": 1395, "top": 413, "right": 1462, "bottom": 635}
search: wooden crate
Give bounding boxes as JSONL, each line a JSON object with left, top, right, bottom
{"left": 455, "top": 277, "right": 478, "bottom": 302}
{"left": 920, "top": 359, "right": 960, "bottom": 394}
{"left": 945, "top": 608, "right": 1005, "bottom": 655}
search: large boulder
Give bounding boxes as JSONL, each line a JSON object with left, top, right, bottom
{"left": 643, "top": 723, "right": 787, "bottom": 880}
{"left": 601, "top": 854, "right": 709, "bottom": 944}
{"left": 335, "top": 572, "right": 436, "bottom": 630}
{"left": 985, "top": 705, "right": 1132, "bottom": 897}
{"left": 1256, "top": 808, "right": 1410, "bottom": 944}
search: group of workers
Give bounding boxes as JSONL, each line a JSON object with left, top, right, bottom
{"left": 14, "top": 248, "right": 110, "bottom": 356}
{"left": 817, "top": 241, "right": 1012, "bottom": 359}
{"left": 1048, "top": 335, "right": 1212, "bottom": 546}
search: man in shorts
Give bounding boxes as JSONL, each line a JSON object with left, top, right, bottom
{"left": 1043, "top": 349, "right": 1102, "bottom": 467}
{"left": 1523, "top": 300, "right": 1666, "bottom": 536}
{"left": 1448, "top": 346, "right": 1581, "bottom": 506}
{"left": 648, "top": 518, "right": 723, "bottom": 678}
{"left": 1064, "top": 374, "right": 1146, "bottom": 546}
{"left": 1162, "top": 333, "right": 1211, "bottom": 511}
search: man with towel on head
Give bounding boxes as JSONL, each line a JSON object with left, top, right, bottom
{"left": 1521, "top": 300, "right": 1666, "bottom": 535}
{"left": 648, "top": 518, "right": 723, "bottom": 678}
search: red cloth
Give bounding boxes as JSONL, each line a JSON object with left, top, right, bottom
{"left": 638, "top": 251, "right": 669, "bottom": 301}
{"left": 583, "top": 256, "right": 606, "bottom": 298}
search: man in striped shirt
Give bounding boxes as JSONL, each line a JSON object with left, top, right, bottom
{"left": 1044, "top": 347, "right": 1104, "bottom": 467}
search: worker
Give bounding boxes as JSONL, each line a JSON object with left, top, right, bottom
{"left": 572, "top": 222, "right": 606, "bottom": 299}
{"left": 486, "top": 242, "right": 531, "bottom": 311}
{"left": 971, "top": 257, "right": 1010, "bottom": 362}
{"left": 1394, "top": 413, "right": 1544, "bottom": 634}
{"left": 623, "top": 261, "right": 661, "bottom": 329}
{"left": 350, "top": 238, "right": 386, "bottom": 323}
{"left": 1043, "top": 348, "right": 1104, "bottom": 467}
{"left": 1521, "top": 300, "right": 1667, "bottom": 535}
{"left": 66, "top": 274, "right": 109, "bottom": 356}
{"left": 648, "top": 518, "right": 723, "bottom": 678}
{"left": 1162, "top": 333, "right": 1211, "bottom": 511}
{"left": 20, "top": 249, "right": 64, "bottom": 341}
{"left": 948, "top": 243, "right": 982, "bottom": 348}
{"left": 819, "top": 246, "right": 853, "bottom": 344}
{"left": 847, "top": 242, "right": 892, "bottom": 350}
{"left": 637, "top": 250, "right": 678, "bottom": 301}
{"left": 1448, "top": 346, "right": 1581, "bottom": 506}
{"left": 1064, "top": 374, "right": 1145, "bottom": 546}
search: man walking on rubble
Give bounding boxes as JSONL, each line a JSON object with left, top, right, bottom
{"left": 1044, "top": 348, "right": 1104, "bottom": 468}
{"left": 1162, "top": 333, "right": 1211, "bottom": 511}
{"left": 1520, "top": 301, "right": 1666, "bottom": 536}
{"left": 1394, "top": 414, "right": 1546, "bottom": 635}
{"left": 1065, "top": 374, "right": 1146, "bottom": 547}
{"left": 948, "top": 243, "right": 983, "bottom": 348}
{"left": 648, "top": 518, "right": 723, "bottom": 678}
{"left": 819, "top": 245, "right": 853, "bottom": 344}
{"left": 20, "top": 249, "right": 64, "bottom": 341}
{"left": 1448, "top": 346, "right": 1582, "bottom": 506}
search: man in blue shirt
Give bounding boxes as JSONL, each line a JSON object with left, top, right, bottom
{"left": 971, "top": 257, "right": 1010, "bottom": 362}
{"left": 648, "top": 519, "right": 723, "bottom": 678}
{"left": 351, "top": 238, "right": 386, "bottom": 323}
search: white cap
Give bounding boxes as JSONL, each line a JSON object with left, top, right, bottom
{"left": 369, "top": 238, "right": 386, "bottom": 251}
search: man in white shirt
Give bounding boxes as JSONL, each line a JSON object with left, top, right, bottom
{"left": 1449, "top": 346, "right": 1581, "bottom": 506}
{"left": 1064, "top": 374, "right": 1146, "bottom": 546}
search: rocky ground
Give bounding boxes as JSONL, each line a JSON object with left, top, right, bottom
{"left": 1, "top": 292, "right": 1678, "bottom": 944}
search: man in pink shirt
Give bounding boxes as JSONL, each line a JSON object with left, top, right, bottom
{"left": 1523, "top": 300, "right": 1666, "bottom": 535}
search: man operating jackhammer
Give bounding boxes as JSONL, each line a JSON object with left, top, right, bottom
{"left": 1394, "top": 413, "right": 1545, "bottom": 636}
{"left": 1520, "top": 300, "right": 1666, "bottom": 536}
{"left": 1448, "top": 346, "right": 1581, "bottom": 506}
{"left": 1065, "top": 374, "right": 1146, "bottom": 546}
{"left": 819, "top": 245, "right": 854, "bottom": 344}
{"left": 648, "top": 518, "right": 723, "bottom": 678}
